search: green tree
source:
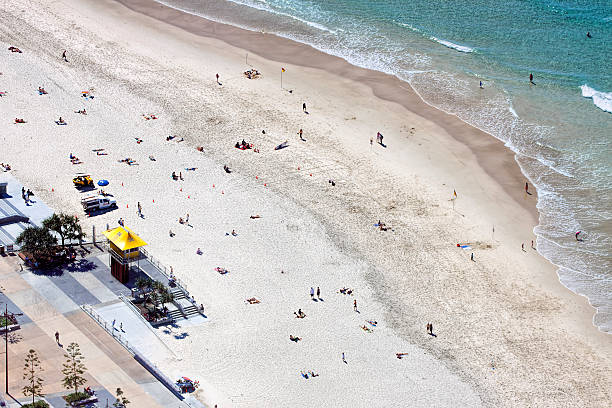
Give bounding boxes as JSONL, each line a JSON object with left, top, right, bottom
{"left": 16, "top": 226, "right": 57, "bottom": 258}
{"left": 112, "top": 387, "right": 130, "bottom": 408}
{"left": 135, "top": 277, "right": 151, "bottom": 291}
{"left": 42, "top": 213, "right": 85, "bottom": 248}
{"left": 61, "top": 343, "right": 87, "bottom": 394}
{"left": 22, "top": 349, "right": 44, "bottom": 405}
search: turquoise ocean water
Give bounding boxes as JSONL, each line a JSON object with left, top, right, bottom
{"left": 156, "top": 0, "right": 612, "bottom": 331}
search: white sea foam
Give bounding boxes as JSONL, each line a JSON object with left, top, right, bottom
{"left": 223, "top": 0, "right": 338, "bottom": 34}
{"left": 509, "top": 105, "right": 519, "bottom": 118}
{"left": 581, "top": 84, "right": 612, "bottom": 113}
{"left": 430, "top": 37, "right": 474, "bottom": 53}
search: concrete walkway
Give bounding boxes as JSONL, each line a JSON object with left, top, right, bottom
{"left": 0, "top": 253, "right": 188, "bottom": 407}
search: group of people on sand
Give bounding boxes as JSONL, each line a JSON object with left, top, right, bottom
{"left": 8, "top": 46, "right": 22, "bottom": 53}
{"left": 235, "top": 139, "right": 252, "bottom": 150}
{"left": 376, "top": 220, "right": 390, "bottom": 231}
{"left": 69, "top": 153, "right": 82, "bottom": 165}
{"left": 300, "top": 370, "right": 319, "bottom": 379}
{"left": 243, "top": 69, "right": 261, "bottom": 79}
{"left": 0, "top": 163, "right": 11, "bottom": 172}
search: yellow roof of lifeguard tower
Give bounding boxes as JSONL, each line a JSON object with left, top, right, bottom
{"left": 102, "top": 226, "right": 148, "bottom": 251}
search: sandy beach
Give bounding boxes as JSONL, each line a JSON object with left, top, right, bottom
{"left": 1, "top": 0, "right": 611, "bottom": 406}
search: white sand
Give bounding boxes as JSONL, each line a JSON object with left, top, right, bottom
{"left": 1, "top": 0, "right": 610, "bottom": 406}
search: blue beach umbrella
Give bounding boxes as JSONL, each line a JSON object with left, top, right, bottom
{"left": 97, "top": 179, "right": 109, "bottom": 186}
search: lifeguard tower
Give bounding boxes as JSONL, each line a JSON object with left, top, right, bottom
{"left": 102, "top": 226, "right": 147, "bottom": 284}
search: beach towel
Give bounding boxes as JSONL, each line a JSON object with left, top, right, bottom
{"left": 274, "top": 141, "right": 289, "bottom": 150}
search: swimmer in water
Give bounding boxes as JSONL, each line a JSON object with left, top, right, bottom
{"left": 586, "top": 32, "right": 592, "bottom": 38}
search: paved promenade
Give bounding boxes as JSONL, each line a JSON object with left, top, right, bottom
{"left": 0, "top": 251, "right": 187, "bottom": 407}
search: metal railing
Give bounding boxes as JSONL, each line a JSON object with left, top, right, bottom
{"left": 139, "top": 247, "right": 191, "bottom": 299}
{"left": 80, "top": 304, "right": 191, "bottom": 405}
{"left": 81, "top": 304, "right": 135, "bottom": 356}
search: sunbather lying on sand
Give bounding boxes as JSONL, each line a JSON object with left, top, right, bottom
{"left": 8, "top": 46, "right": 22, "bottom": 53}
{"left": 38, "top": 87, "right": 47, "bottom": 95}
{"left": 215, "top": 267, "right": 228, "bottom": 274}
{"left": 196, "top": 146, "right": 204, "bottom": 152}
{"left": 289, "top": 335, "right": 301, "bottom": 342}
{"left": 294, "top": 309, "right": 306, "bottom": 318}
{"left": 396, "top": 353, "right": 409, "bottom": 359}
{"left": 74, "top": 109, "right": 87, "bottom": 115}
{"left": 247, "top": 297, "right": 260, "bottom": 304}
{"left": 250, "top": 215, "right": 261, "bottom": 219}
{"left": 14, "top": 118, "right": 26, "bottom": 123}
{"left": 361, "top": 325, "right": 373, "bottom": 333}
{"left": 224, "top": 165, "right": 231, "bottom": 173}
{"left": 338, "top": 287, "right": 353, "bottom": 295}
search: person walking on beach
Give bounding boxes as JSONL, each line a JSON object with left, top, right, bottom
{"left": 310, "top": 287, "right": 314, "bottom": 299}
{"left": 470, "top": 252, "right": 474, "bottom": 261}
{"left": 426, "top": 323, "right": 430, "bottom": 334}
{"left": 216, "top": 73, "right": 220, "bottom": 85}
{"left": 316, "top": 286, "right": 320, "bottom": 299}
{"left": 342, "top": 352, "right": 346, "bottom": 364}
{"left": 120, "top": 322, "right": 123, "bottom": 332}
{"left": 137, "top": 201, "right": 142, "bottom": 217}
{"left": 479, "top": 80, "right": 484, "bottom": 89}
{"left": 531, "top": 240, "right": 535, "bottom": 249}
{"left": 55, "top": 331, "right": 60, "bottom": 344}
{"left": 62, "top": 50, "right": 67, "bottom": 62}
{"left": 302, "top": 102, "right": 307, "bottom": 112}
{"left": 522, "top": 243, "right": 525, "bottom": 251}
{"left": 353, "top": 299, "right": 358, "bottom": 312}
{"left": 525, "top": 182, "right": 530, "bottom": 194}
{"left": 529, "top": 73, "right": 534, "bottom": 84}
{"left": 112, "top": 319, "right": 116, "bottom": 330}
{"left": 429, "top": 323, "right": 434, "bottom": 335}
{"left": 298, "top": 128, "right": 304, "bottom": 141}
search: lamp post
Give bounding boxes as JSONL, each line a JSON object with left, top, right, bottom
{"left": 2, "top": 303, "right": 22, "bottom": 394}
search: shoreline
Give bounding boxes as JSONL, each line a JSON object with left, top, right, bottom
{"left": 113, "top": 0, "right": 611, "bottom": 334}
{"left": 2, "top": 0, "right": 611, "bottom": 405}
{"left": 118, "top": 0, "right": 540, "bottom": 225}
